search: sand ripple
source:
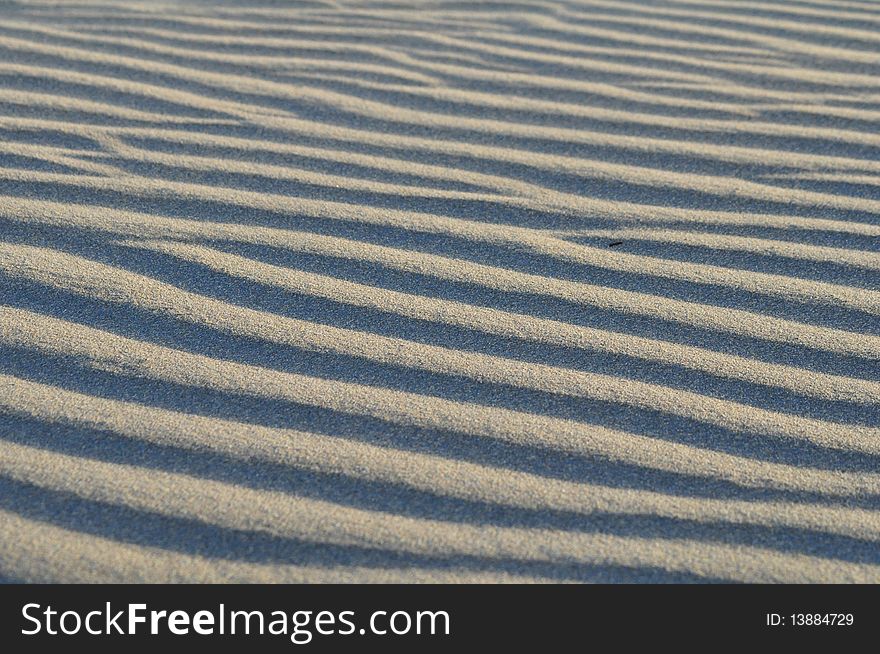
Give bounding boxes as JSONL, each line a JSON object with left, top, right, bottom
{"left": 0, "top": 0, "right": 878, "bottom": 583}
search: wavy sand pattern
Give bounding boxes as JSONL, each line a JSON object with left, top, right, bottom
{"left": 0, "top": 0, "right": 878, "bottom": 583}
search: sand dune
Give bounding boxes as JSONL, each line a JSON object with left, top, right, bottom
{"left": 0, "top": 0, "right": 878, "bottom": 583}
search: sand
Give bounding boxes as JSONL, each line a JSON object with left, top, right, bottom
{"left": 0, "top": 0, "right": 878, "bottom": 583}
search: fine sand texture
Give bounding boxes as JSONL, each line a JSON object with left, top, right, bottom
{"left": 0, "top": 0, "right": 879, "bottom": 583}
